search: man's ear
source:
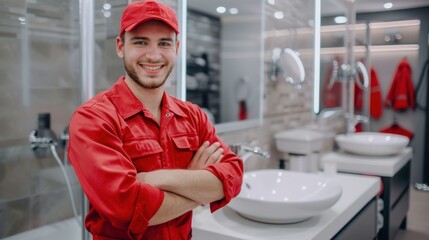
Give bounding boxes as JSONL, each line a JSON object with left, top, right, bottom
{"left": 175, "top": 39, "right": 180, "bottom": 55}
{"left": 116, "top": 36, "right": 124, "bottom": 58}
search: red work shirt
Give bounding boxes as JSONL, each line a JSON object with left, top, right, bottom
{"left": 68, "top": 77, "right": 243, "bottom": 240}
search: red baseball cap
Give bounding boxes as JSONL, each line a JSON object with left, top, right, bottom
{"left": 119, "top": 0, "right": 179, "bottom": 37}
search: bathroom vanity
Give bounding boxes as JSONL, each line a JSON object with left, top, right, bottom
{"left": 192, "top": 173, "right": 380, "bottom": 240}
{"left": 321, "top": 147, "right": 412, "bottom": 240}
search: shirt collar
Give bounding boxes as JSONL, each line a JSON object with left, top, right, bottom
{"left": 161, "top": 91, "right": 187, "bottom": 118}
{"left": 109, "top": 76, "right": 187, "bottom": 119}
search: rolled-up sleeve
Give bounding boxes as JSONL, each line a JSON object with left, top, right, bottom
{"left": 205, "top": 151, "right": 243, "bottom": 212}
{"left": 68, "top": 105, "right": 164, "bottom": 237}
{"left": 192, "top": 104, "right": 244, "bottom": 212}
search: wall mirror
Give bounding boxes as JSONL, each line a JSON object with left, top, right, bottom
{"left": 316, "top": 0, "right": 354, "bottom": 116}
{"left": 186, "top": 0, "right": 264, "bottom": 133}
{"left": 317, "top": 0, "right": 372, "bottom": 129}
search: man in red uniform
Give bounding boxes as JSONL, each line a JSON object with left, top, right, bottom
{"left": 67, "top": 1, "right": 243, "bottom": 239}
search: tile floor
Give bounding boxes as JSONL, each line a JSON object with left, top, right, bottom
{"left": 394, "top": 185, "right": 429, "bottom": 240}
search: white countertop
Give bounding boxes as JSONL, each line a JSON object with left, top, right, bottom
{"left": 4, "top": 173, "right": 380, "bottom": 240}
{"left": 321, "top": 147, "right": 412, "bottom": 177}
{"left": 192, "top": 173, "right": 380, "bottom": 240}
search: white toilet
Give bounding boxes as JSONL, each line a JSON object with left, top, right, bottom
{"left": 274, "top": 128, "right": 325, "bottom": 172}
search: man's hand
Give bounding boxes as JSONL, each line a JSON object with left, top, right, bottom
{"left": 187, "top": 141, "right": 223, "bottom": 170}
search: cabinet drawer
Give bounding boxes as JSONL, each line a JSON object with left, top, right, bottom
{"left": 389, "top": 189, "right": 410, "bottom": 238}
{"left": 333, "top": 197, "right": 377, "bottom": 240}
{"left": 388, "top": 162, "right": 410, "bottom": 207}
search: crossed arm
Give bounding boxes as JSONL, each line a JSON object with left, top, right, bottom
{"left": 136, "top": 141, "right": 225, "bottom": 225}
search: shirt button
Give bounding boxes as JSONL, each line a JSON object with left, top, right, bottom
{"left": 166, "top": 113, "right": 171, "bottom": 117}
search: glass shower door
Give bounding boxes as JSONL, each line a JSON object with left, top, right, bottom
{"left": 0, "top": 0, "right": 180, "bottom": 238}
{"left": 0, "top": 0, "right": 82, "bottom": 237}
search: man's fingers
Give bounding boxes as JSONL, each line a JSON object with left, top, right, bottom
{"left": 193, "top": 141, "right": 210, "bottom": 161}
{"left": 199, "top": 142, "right": 221, "bottom": 161}
{"left": 216, "top": 154, "right": 223, "bottom": 163}
{"left": 188, "top": 141, "right": 224, "bottom": 170}
{"left": 205, "top": 148, "right": 224, "bottom": 165}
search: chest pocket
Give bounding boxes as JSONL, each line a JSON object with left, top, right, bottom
{"left": 123, "top": 139, "right": 163, "bottom": 172}
{"left": 171, "top": 134, "right": 199, "bottom": 169}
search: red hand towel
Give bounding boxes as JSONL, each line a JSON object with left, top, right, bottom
{"left": 323, "top": 57, "right": 343, "bottom": 108}
{"left": 238, "top": 100, "right": 247, "bottom": 120}
{"left": 370, "top": 68, "right": 383, "bottom": 119}
{"left": 385, "top": 59, "right": 415, "bottom": 110}
{"left": 354, "top": 81, "right": 363, "bottom": 110}
{"left": 324, "top": 82, "right": 342, "bottom": 108}
{"left": 379, "top": 123, "right": 413, "bottom": 140}
{"left": 354, "top": 67, "right": 383, "bottom": 119}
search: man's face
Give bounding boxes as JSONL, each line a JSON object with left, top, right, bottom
{"left": 116, "top": 20, "right": 179, "bottom": 89}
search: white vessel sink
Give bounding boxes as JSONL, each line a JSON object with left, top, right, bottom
{"left": 335, "top": 132, "right": 409, "bottom": 156}
{"left": 228, "top": 169, "right": 342, "bottom": 224}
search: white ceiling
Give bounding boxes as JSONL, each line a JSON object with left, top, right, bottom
{"left": 188, "top": 0, "right": 429, "bottom": 17}
{"left": 323, "top": 0, "right": 429, "bottom": 16}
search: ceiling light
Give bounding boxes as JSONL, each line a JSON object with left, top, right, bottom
{"left": 216, "top": 6, "right": 226, "bottom": 14}
{"left": 384, "top": 2, "right": 393, "bottom": 9}
{"left": 334, "top": 16, "right": 347, "bottom": 24}
{"left": 229, "top": 8, "right": 239, "bottom": 15}
{"left": 18, "top": 16, "right": 26, "bottom": 25}
{"left": 274, "top": 11, "right": 284, "bottom": 19}
{"left": 103, "top": 11, "right": 111, "bottom": 18}
{"left": 268, "top": 0, "right": 275, "bottom": 5}
{"left": 103, "top": 3, "right": 111, "bottom": 10}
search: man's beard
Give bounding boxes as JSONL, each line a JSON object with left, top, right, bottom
{"left": 124, "top": 59, "right": 173, "bottom": 89}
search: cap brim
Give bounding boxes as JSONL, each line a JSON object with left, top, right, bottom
{"left": 124, "top": 17, "right": 179, "bottom": 34}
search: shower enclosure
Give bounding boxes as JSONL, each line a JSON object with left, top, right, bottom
{"left": 0, "top": 0, "right": 178, "bottom": 238}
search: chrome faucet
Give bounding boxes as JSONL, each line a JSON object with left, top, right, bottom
{"left": 346, "top": 114, "right": 368, "bottom": 134}
{"left": 345, "top": 61, "right": 369, "bottom": 134}
{"left": 229, "top": 144, "right": 270, "bottom": 159}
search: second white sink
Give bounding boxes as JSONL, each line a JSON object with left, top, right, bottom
{"left": 228, "top": 169, "right": 342, "bottom": 224}
{"left": 335, "top": 132, "right": 409, "bottom": 156}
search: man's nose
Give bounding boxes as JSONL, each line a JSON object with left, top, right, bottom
{"left": 145, "top": 45, "right": 161, "bottom": 60}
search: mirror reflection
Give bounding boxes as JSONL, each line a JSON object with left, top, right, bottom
{"left": 186, "top": 0, "right": 264, "bottom": 129}
{"left": 319, "top": 0, "right": 351, "bottom": 114}
{"left": 268, "top": 47, "right": 306, "bottom": 89}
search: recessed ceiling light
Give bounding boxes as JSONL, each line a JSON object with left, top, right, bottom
{"left": 274, "top": 11, "right": 284, "bottom": 19}
{"left": 268, "top": 0, "right": 275, "bottom": 5}
{"left": 103, "top": 11, "right": 111, "bottom": 18}
{"left": 216, "top": 6, "right": 226, "bottom": 14}
{"left": 383, "top": 2, "right": 393, "bottom": 9}
{"left": 103, "top": 3, "right": 111, "bottom": 10}
{"left": 229, "top": 8, "right": 239, "bottom": 15}
{"left": 334, "top": 16, "right": 347, "bottom": 24}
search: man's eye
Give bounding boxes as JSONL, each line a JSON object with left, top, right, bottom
{"left": 160, "top": 42, "right": 172, "bottom": 47}
{"left": 134, "top": 41, "right": 147, "bottom": 45}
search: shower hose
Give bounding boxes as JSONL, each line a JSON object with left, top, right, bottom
{"left": 49, "top": 143, "right": 82, "bottom": 226}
